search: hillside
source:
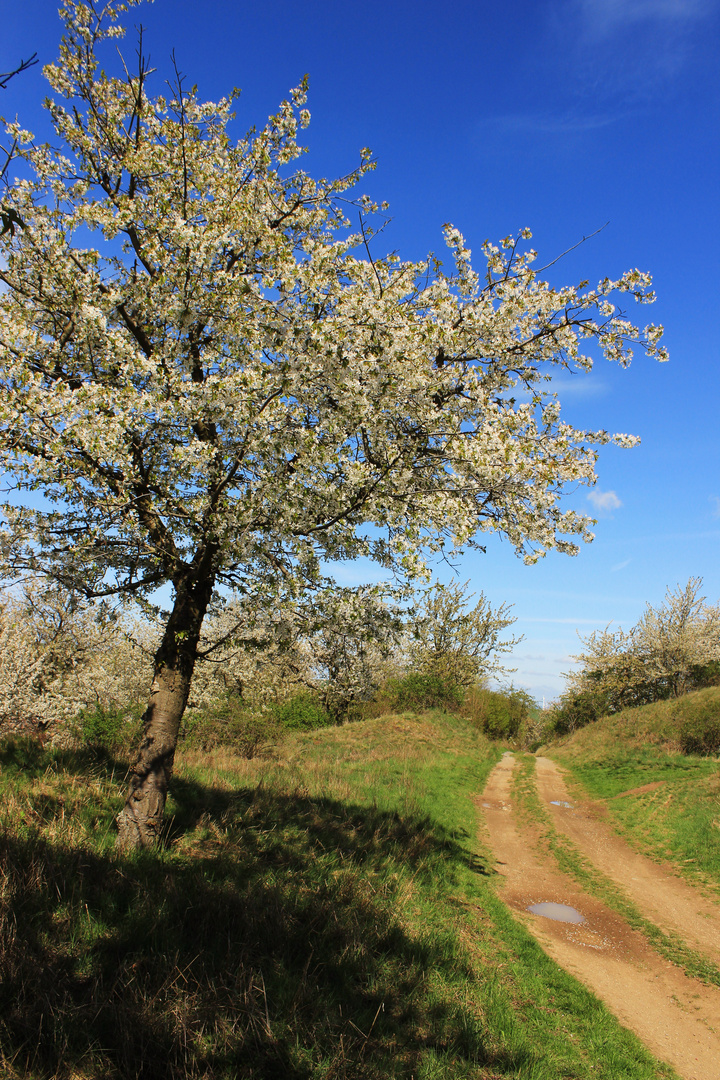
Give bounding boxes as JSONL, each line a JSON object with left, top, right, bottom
{"left": 0, "top": 711, "right": 681, "bottom": 1080}
{"left": 550, "top": 685, "right": 720, "bottom": 887}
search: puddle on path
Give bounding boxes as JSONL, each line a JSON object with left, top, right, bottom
{"left": 550, "top": 800, "right": 574, "bottom": 808}
{"left": 528, "top": 901, "right": 585, "bottom": 924}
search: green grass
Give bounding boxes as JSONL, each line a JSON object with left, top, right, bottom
{"left": 550, "top": 687, "right": 720, "bottom": 889}
{"left": 565, "top": 749, "right": 717, "bottom": 800}
{"left": 0, "top": 713, "right": 678, "bottom": 1079}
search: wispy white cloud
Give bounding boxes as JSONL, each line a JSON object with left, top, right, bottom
{"left": 477, "top": 111, "right": 619, "bottom": 136}
{"left": 710, "top": 496, "right": 720, "bottom": 519}
{"left": 611, "top": 558, "right": 632, "bottom": 572}
{"left": 478, "top": 0, "right": 713, "bottom": 141}
{"left": 545, "top": 0, "right": 715, "bottom": 105}
{"left": 548, "top": 374, "right": 608, "bottom": 399}
{"left": 320, "top": 561, "right": 390, "bottom": 587}
{"left": 504, "top": 585, "right": 645, "bottom": 604}
{"left": 602, "top": 528, "right": 720, "bottom": 546}
{"left": 576, "top": 0, "right": 710, "bottom": 38}
{"left": 492, "top": 373, "right": 607, "bottom": 403}
{"left": 587, "top": 489, "right": 622, "bottom": 512}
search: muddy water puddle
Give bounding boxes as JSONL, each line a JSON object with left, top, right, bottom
{"left": 528, "top": 901, "right": 585, "bottom": 924}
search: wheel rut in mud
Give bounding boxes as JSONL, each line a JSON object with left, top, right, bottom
{"left": 480, "top": 753, "right": 720, "bottom": 1080}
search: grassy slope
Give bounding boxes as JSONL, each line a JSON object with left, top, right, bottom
{"left": 550, "top": 686, "right": 720, "bottom": 890}
{"left": 0, "top": 712, "right": 676, "bottom": 1079}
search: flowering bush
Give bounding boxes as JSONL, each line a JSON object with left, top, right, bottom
{"left": 409, "top": 580, "right": 520, "bottom": 688}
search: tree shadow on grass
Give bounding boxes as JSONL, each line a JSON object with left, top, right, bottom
{"left": 166, "top": 769, "right": 493, "bottom": 880}
{"left": 0, "top": 754, "right": 533, "bottom": 1080}
{"left": 0, "top": 737, "right": 129, "bottom": 783}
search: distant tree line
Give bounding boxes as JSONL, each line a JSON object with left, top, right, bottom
{"left": 0, "top": 576, "right": 533, "bottom": 753}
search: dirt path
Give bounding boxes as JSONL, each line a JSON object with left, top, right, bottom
{"left": 535, "top": 756, "right": 720, "bottom": 965}
{"left": 480, "top": 753, "right": 720, "bottom": 1080}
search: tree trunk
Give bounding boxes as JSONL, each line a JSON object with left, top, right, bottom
{"left": 116, "top": 566, "right": 215, "bottom": 851}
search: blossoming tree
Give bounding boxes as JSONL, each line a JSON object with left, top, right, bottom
{"left": 409, "top": 580, "right": 521, "bottom": 689}
{"left": 567, "top": 578, "right": 720, "bottom": 709}
{"left": 0, "top": 0, "right": 667, "bottom": 848}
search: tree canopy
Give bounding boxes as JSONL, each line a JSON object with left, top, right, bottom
{"left": 0, "top": 0, "right": 667, "bottom": 847}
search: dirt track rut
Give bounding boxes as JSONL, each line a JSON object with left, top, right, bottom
{"left": 480, "top": 753, "right": 720, "bottom": 1080}
{"left": 535, "top": 756, "right": 720, "bottom": 965}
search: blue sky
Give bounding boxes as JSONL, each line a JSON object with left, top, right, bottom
{"left": 3, "top": 0, "right": 719, "bottom": 702}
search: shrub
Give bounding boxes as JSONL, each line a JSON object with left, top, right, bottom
{"left": 74, "top": 703, "right": 142, "bottom": 751}
{"left": 688, "top": 660, "right": 720, "bottom": 690}
{"left": 181, "top": 697, "right": 279, "bottom": 757}
{"left": 518, "top": 708, "right": 556, "bottom": 752}
{"left": 381, "top": 672, "right": 463, "bottom": 713}
{"left": 679, "top": 714, "right": 720, "bottom": 755}
{"left": 549, "top": 688, "right": 612, "bottom": 736}
{"left": 181, "top": 690, "right": 330, "bottom": 755}
{"left": 271, "top": 691, "right": 330, "bottom": 731}
{"left": 676, "top": 695, "right": 720, "bottom": 755}
{"left": 464, "top": 686, "right": 532, "bottom": 740}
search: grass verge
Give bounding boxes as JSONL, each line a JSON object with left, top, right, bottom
{"left": 0, "top": 715, "right": 678, "bottom": 1079}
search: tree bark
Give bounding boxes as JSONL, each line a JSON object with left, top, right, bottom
{"left": 116, "top": 565, "right": 215, "bottom": 851}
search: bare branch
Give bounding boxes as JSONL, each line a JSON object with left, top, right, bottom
{"left": 0, "top": 53, "right": 39, "bottom": 90}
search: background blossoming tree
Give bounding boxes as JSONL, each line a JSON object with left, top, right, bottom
{"left": 564, "top": 578, "right": 720, "bottom": 717}
{"left": 0, "top": 0, "right": 667, "bottom": 849}
{"left": 409, "top": 580, "right": 521, "bottom": 690}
